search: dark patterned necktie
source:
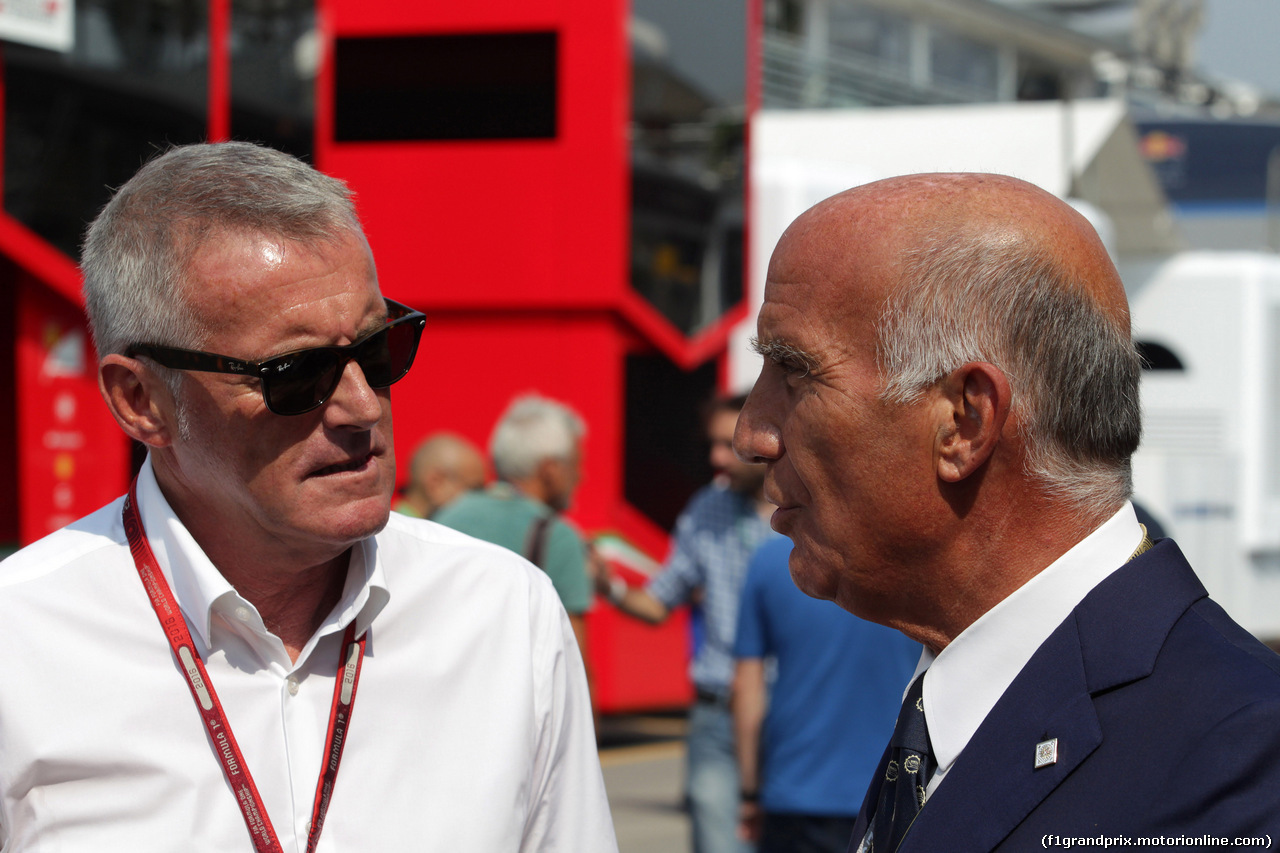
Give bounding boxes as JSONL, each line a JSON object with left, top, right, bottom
{"left": 871, "top": 674, "right": 936, "bottom": 853}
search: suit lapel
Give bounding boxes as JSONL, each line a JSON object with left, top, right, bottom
{"left": 900, "top": 615, "right": 1102, "bottom": 852}
{"left": 848, "top": 542, "right": 1206, "bottom": 853}
{"left": 846, "top": 630, "right": 1101, "bottom": 853}
{"left": 847, "top": 744, "right": 892, "bottom": 852}
{"left": 899, "top": 542, "right": 1205, "bottom": 852}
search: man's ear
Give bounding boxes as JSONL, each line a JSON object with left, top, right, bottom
{"left": 98, "top": 355, "right": 178, "bottom": 448}
{"left": 535, "top": 456, "right": 563, "bottom": 495}
{"left": 934, "top": 362, "right": 1011, "bottom": 483}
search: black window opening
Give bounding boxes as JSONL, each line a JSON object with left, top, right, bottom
{"left": 333, "top": 32, "right": 558, "bottom": 142}
{"left": 629, "top": 0, "right": 746, "bottom": 338}
{"left": 0, "top": 265, "right": 17, "bottom": 556}
{"left": 1136, "top": 340, "right": 1185, "bottom": 371}
{"left": 4, "top": 0, "right": 320, "bottom": 259}
{"left": 624, "top": 353, "right": 719, "bottom": 532}
{"left": 3, "top": 33, "right": 207, "bottom": 259}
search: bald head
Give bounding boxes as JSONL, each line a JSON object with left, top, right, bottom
{"left": 404, "top": 433, "right": 486, "bottom": 518}
{"left": 789, "top": 173, "right": 1126, "bottom": 316}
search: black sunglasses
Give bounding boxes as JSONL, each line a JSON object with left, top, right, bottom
{"left": 127, "top": 299, "right": 426, "bottom": 416}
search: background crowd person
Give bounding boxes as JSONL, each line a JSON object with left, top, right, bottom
{"left": 598, "top": 393, "right": 772, "bottom": 853}
{"left": 734, "top": 172, "right": 1280, "bottom": 851}
{"left": 393, "top": 431, "right": 487, "bottom": 519}
{"left": 435, "top": 393, "right": 593, "bottom": 658}
{"left": 0, "top": 141, "right": 616, "bottom": 851}
{"left": 733, "top": 536, "right": 920, "bottom": 853}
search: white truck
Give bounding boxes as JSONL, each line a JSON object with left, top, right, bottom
{"left": 1127, "top": 252, "right": 1280, "bottom": 642}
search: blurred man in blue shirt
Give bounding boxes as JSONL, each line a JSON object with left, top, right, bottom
{"left": 734, "top": 537, "right": 919, "bottom": 853}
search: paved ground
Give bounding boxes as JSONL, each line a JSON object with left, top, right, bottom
{"left": 599, "top": 714, "right": 692, "bottom": 853}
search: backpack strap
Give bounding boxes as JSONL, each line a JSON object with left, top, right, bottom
{"left": 523, "top": 513, "right": 554, "bottom": 569}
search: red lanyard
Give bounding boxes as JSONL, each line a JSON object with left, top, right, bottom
{"left": 123, "top": 480, "right": 366, "bottom": 853}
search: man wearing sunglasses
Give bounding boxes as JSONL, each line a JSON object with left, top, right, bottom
{"left": 0, "top": 142, "right": 617, "bottom": 851}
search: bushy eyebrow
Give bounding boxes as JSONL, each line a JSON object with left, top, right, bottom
{"left": 751, "top": 336, "right": 820, "bottom": 376}
{"left": 356, "top": 310, "right": 389, "bottom": 341}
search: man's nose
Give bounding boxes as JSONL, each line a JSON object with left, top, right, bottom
{"left": 733, "top": 386, "right": 780, "bottom": 464}
{"left": 324, "top": 359, "right": 384, "bottom": 429}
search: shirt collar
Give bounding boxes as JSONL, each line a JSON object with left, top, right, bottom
{"left": 133, "top": 455, "right": 390, "bottom": 660}
{"left": 347, "top": 535, "right": 390, "bottom": 642}
{"left": 487, "top": 481, "right": 522, "bottom": 500}
{"left": 918, "top": 502, "right": 1144, "bottom": 780}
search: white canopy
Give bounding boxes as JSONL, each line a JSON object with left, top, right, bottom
{"left": 752, "top": 98, "right": 1179, "bottom": 254}
{"left": 730, "top": 98, "right": 1181, "bottom": 392}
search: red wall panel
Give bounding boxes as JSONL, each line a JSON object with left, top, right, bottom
{"left": 318, "top": 0, "right": 701, "bottom": 711}
{"left": 320, "top": 0, "right": 628, "bottom": 313}
{"left": 14, "top": 278, "right": 130, "bottom": 544}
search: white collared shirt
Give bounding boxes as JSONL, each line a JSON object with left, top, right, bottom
{"left": 0, "top": 458, "right": 617, "bottom": 852}
{"left": 917, "top": 502, "right": 1145, "bottom": 798}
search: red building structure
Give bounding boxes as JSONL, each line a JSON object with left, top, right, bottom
{"left": 0, "top": 0, "right": 752, "bottom": 712}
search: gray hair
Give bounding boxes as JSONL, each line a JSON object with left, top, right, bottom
{"left": 81, "top": 141, "right": 363, "bottom": 359}
{"left": 489, "top": 394, "right": 586, "bottom": 482}
{"left": 876, "top": 233, "right": 1142, "bottom": 509}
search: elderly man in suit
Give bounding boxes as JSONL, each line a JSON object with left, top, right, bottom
{"left": 733, "top": 172, "right": 1280, "bottom": 851}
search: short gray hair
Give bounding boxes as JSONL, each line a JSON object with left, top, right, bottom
{"left": 81, "top": 141, "right": 363, "bottom": 358}
{"left": 489, "top": 394, "right": 586, "bottom": 482}
{"left": 877, "top": 233, "right": 1142, "bottom": 509}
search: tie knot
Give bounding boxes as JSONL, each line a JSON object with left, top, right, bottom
{"left": 891, "top": 675, "right": 932, "bottom": 757}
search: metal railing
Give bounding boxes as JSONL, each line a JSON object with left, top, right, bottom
{"left": 763, "top": 31, "right": 1002, "bottom": 110}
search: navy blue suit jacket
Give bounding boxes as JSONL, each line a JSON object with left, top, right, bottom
{"left": 851, "top": 540, "right": 1280, "bottom": 851}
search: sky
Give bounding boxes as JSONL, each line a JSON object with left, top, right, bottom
{"left": 1197, "top": 0, "right": 1280, "bottom": 98}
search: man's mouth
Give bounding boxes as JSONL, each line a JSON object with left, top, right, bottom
{"left": 763, "top": 482, "right": 790, "bottom": 508}
{"left": 310, "top": 452, "right": 375, "bottom": 478}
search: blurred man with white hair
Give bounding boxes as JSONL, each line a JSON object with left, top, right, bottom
{"left": 436, "top": 394, "right": 592, "bottom": 657}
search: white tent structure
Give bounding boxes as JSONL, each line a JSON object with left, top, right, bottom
{"left": 731, "top": 97, "right": 1180, "bottom": 391}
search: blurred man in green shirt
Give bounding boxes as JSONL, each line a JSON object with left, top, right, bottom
{"left": 435, "top": 394, "right": 592, "bottom": 655}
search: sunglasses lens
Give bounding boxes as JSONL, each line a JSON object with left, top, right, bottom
{"left": 259, "top": 313, "right": 423, "bottom": 415}
{"left": 357, "top": 319, "right": 423, "bottom": 388}
{"left": 263, "top": 348, "right": 343, "bottom": 415}
{"left": 353, "top": 326, "right": 396, "bottom": 387}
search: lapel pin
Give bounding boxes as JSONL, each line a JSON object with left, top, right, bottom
{"left": 1034, "top": 738, "right": 1059, "bottom": 769}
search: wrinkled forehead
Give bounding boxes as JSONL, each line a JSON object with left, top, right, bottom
{"left": 762, "top": 194, "right": 909, "bottom": 333}
{"left": 180, "top": 226, "right": 382, "bottom": 343}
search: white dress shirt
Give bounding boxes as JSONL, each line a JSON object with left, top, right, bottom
{"left": 0, "top": 458, "right": 617, "bottom": 852}
{"left": 916, "top": 502, "right": 1145, "bottom": 798}
{"left": 856, "top": 503, "right": 1145, "bottom": 853}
